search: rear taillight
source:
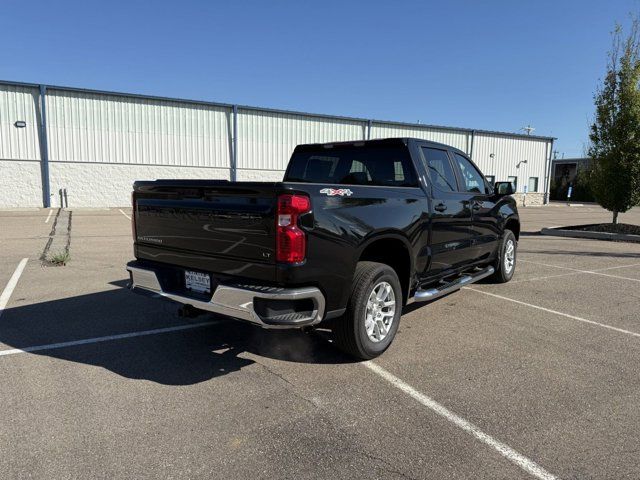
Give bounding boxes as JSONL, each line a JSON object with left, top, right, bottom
{"left": 131, "top": 192, "right": 137, "bottom": 242}
{"left": 276, "top": 194, "right": 311, "bottom": 263}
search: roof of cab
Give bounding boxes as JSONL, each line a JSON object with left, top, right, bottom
{"left": 294, "top": 137, "right": 466, "bottom": 155}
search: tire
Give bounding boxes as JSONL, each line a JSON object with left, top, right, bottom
{"left": 490, "top": 229, "right": 517, "bottom": 283}
{"left": 332, "top": 261, "right": 402, "bottom": 360}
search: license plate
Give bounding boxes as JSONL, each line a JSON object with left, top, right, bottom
{"left": 185, "top": 270, "right": 211, "bottom": 294}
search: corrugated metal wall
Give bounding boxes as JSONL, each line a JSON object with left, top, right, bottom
{"left": 237, "top": 109, "right": 366, "bottom": 172}
{"left": 371, "top": 123, "right": 471, "bottom": 153}
{"left": 0, "top": 81, "right": 554, "bottom": 207}
{"left": 46, "top": 89, "right": 231, "bottom": 169}
{"left": 472, "top": 133, "right": 550, "bottom": 193}
{"left": 0, "top": 84, "right": 41, "bottom": 160}
{"left": 0, "top": 84, "right": 44, "bottom": 207}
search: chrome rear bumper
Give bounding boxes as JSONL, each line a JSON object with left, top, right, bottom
{"left": 126, "top": 265, "right": 325, "bottom": 328}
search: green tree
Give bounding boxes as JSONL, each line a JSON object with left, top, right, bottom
{"left": 588, "top": 18, "right": 640, "bottom": 224}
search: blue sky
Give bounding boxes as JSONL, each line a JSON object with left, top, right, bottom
{"left": 1, "top": 0, "right": 638, "bottom": 157}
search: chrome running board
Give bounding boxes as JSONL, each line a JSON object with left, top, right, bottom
{"left": 412, "top": 266, "right": 495, "bottom": 303}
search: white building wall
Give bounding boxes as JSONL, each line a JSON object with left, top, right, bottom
{"left": 371, "top": 123, "right": 471, "bottom": 153}
{"left": 236, "top": 169, "right": 286, "bottom": 182}
{"left": 0, "top": 160, "right": 43, "bottom": 207}
{"left": 0, "top": 85, "right": 41, "bottom": 160}
{"left": 41, "top": 89, "right": 233, "bottom": 207}
{"left": 237, "top": 109, "right": 366, "bottom": 179}
{"left": 46, "top": 89, "right": 232, "bottom": 167}
{"left": 49, "top": 163, "right": 230, "bottom": 208}
{"left": 472, "top": 133, "right": 550, "bottom": 194}
{"left": 0, "top": 85, "right": 43, "bottom": 207}
{"left": 0, "top": 82, "right": 553, "bottom": 208}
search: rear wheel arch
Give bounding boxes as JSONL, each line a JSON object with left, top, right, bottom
{"left": 357, "top": 234, "right": 412, "bottom": 305}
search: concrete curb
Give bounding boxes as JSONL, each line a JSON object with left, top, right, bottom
{"left": 545, "top": 202, "right": 599, "bottom": 208}
{"left": 540, "top": 227, "right": 640, "bottom": 243}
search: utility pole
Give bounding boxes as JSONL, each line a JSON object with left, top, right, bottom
{"left": 521, "top": 125, "right": 535, "bottom": 135}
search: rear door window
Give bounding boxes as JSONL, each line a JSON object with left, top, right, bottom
{"left": 421, "top": 147, "right": 458, "bottom": 192}
{"left": 452, "top": 153, "right": 489, "bottom": 194}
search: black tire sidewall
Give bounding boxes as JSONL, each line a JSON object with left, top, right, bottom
{"left": 353, "top": 267, "right": 402, "bottom": 358}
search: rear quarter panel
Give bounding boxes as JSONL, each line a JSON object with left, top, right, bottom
{"left": 281, "top": 183, "right": 427, "bottom": 312}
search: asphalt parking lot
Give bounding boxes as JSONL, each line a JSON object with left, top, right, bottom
{"left": 1, "top": 204, "right": 639, "bottom": 479}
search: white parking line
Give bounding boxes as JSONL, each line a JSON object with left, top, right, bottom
{"left": 118, "top": 209, "right": 131, "bottom": 220}
{"left": 44, "top": 210, "right": 53, "bottom": 223}
{"left": 0, "top": 320, "right": 218, "bottom": 357}
{"left": 508, "top": 272, "right": 582, "bottom": 284}
{"left": 503, "top": 262, "right": 640, "bottom": 285}
{"left": 598, "top": 262, "right": 640, "bottom": 271}
{"left": 465, "top": 287, "right": 640, "bottom": 339}
{"left": 363, "top": 362, "right": 558, "bottom": 480}
{"left": 520, "top": 259, "right": 640, "bottom": 283}
{"left": 0, "top": 258, "right": 28, "bottom": 319}
{"left": 588, "top": 270, "right": 640, "bottom": 283}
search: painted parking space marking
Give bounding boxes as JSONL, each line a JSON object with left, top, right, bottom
{"left": 508, "top": 271, "right": 582, "bottom": 284}
{"left": 519, "top": 259, "right": 640, "bottom": 283}
{"left": 44, "top": 210, "right": 53, "bottom": 223}
{"left": 581, "top": 270, "right": 640, "bottom": 283}
{"left": 118, "top": 209, "right": 131, "bottom": 220}
{"left": 0, "top": 321, "right": 219, "bottom": 357}
{"left": 364, "top": 361, "right": 559, "bottom": 480}
{"left": 0, "top": 258, "right": 28, "bottom": 320}
{"left": 465, "top": 287, "right": 640, "bottom": 339}
{"left": 598, "top": 262, "right": 640, "bottom": 271}
{"left": 501, "top": 262, "right": 640, "bottom": 285}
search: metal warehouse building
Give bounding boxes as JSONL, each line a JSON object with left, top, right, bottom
{"left": 0, "top": 81, "right": 555, "bottom": 208}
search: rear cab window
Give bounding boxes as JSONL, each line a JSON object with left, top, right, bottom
{"left": 285, "top": 143, "right": 418, "bottom": 187}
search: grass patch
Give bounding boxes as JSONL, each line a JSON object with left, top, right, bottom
{"left": 48, "top": 250, "right": 70, "bottom": 266}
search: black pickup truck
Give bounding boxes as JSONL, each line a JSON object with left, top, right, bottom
{"left": 127, "top": 138, "right": 519, "bottom": 359}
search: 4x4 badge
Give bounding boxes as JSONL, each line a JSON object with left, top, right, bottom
{"left": 320, "top": 188, "right": 353, "bottom": 197}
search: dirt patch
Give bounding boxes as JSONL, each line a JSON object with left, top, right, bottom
{"left": 41, "top": 209, "right": 72, "bottom": 266}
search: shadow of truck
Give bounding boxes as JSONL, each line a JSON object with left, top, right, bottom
{"left": 0, "top": 280, "right": 352, "bottom": 385}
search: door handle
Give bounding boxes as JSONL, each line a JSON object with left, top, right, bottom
{"left": 434, "top": 203, "right": 447, "bottom": 212}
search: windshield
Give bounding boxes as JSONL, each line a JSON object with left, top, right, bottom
{"left": 285, "top": 144, "right": 418, "bottom": 187}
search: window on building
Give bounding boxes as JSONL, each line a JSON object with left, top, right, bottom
{"left": 452, "top": 153, "right": 490, "bottom": 194}
{"left": 485, "top": 175, "right": 495, "bottom": 186}
{"left": 508, "top": 176, "right": 518, "bottom": 192}
{"left": 421, "top": 147, "right": 458, "bottom": 192}
{"left": 528, "top": 177, "right": 539, "bottom": 193}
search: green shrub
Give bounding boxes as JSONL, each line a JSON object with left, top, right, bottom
{"left": 48, "top": 250, "right": 70, "bottom": 266}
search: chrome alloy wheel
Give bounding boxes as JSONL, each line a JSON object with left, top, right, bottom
{"left": 365, "top": 281, "right": 396, "bottom": 343}
{"left": 504, "top": 239, "right": 515, "bottom": 274}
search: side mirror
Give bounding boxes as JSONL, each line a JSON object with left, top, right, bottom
{"left": 494, "top": 181, "right": 515, "bottom": 195}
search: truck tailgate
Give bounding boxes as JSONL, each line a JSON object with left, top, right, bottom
{"left": 133, "top": 181, "right": 278, "bottom": 269}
